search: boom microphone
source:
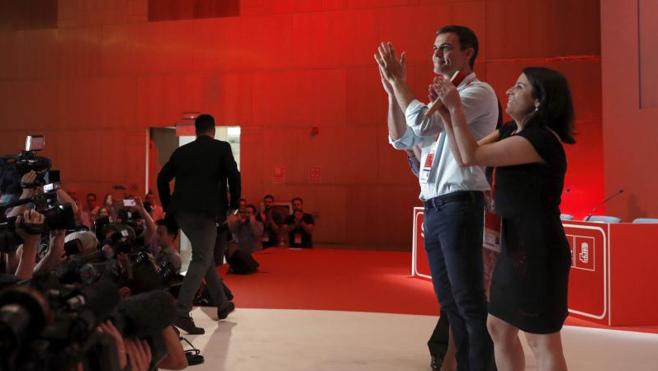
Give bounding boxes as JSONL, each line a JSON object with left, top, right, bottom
{"left": 585, "top": 189, "right": 624, "bottom": 221}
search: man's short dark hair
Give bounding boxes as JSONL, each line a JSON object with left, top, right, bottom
{"left": 156, "top": 218, "right": 179, "bottom": 238}
{"left": 263, "top": 194, "right": 274, "bottom": 201}
{"left": 436, "top": 25, "right": 479, "bottom": 69}
{"left": 86, "top": 192, "right": 97, "bottom": 200}
{"left": 195, "top": 114, "right": 215, "bottom": 135}
{"left": 246, "top": 204, "right": 258, "bottom": 214}
{"left": 291, "top": 197, "right": 303, "bottom": 204}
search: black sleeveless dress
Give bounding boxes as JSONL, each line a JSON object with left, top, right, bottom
{"left": 488, "top": 123, "right": 572, "bottom": 334}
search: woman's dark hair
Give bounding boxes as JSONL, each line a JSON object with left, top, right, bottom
{"left": 523, "top": 67, "right": 576, "bottom": 144}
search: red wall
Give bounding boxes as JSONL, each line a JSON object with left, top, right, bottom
{"left": 601, "top": 0, "right": 658, "bottom": 221}
{"left": 0, "top": 0, "right": 603, "bottom": 248}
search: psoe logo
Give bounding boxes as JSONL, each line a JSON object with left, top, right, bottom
{"left": 420, "top": 221, "right": 425, "bottom": 239}
{"left": 579, "top": 242, "right": 589, "bottom": 264}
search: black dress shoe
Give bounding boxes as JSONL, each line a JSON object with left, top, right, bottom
{"left": 430, "top": 354, "right": 443, "bottom": 371}
{"left": 218, "top": 302, "right": 235, "bottom": 320}
{"left": 175, "top": 316, "right": 205, "bottom": 335}
{"left": 223, "top": 285, "right": 234, "bottom": 301}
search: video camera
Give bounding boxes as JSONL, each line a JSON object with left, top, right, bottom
{"left": 0, "top": 188, "right": 76, "bottom": 253}
{"left": 0, "top": 271, "right": 177, "bottom": 371}
{"left": 0, "top": 135, "right": 59, "bottom": 191}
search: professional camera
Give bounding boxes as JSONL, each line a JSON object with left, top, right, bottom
{"left": 158, "top": 258, "right": 180, "bottom": 285}
{"left": 0, "top": 214, "right": 45, "bottom": 253}
{"left": 0, "top": 268, "right": 178, "bottom": 371}
{"left": 0, "top": 277, "right": 122, "bottom": 371}
{"left": 0, "top": 136, "right": 59, "bottom": 193}
{"left": 0, "top": 188, "right": 76, "bottom": 253}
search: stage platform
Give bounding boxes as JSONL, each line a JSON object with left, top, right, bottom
{"left": 179, "top": 246, "right": 658, "bottom": 370}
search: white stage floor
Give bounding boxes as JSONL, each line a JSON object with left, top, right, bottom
{"left": 183, "top": 307, "right": 658, "bottom": 371}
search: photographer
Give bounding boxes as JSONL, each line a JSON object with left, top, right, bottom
{"left": 152, "top": 218, "right": 182, "bottom": 274}
{"left": 55, "top": 188, "right": 80, "bottom": 224}
{"left": 227, "top": 204, "right": 263, "bottom": 253}
{"left": 257, "top": 194, "right": 283, "bottom": 247}
{"left": 4, "top": 170, "right": 39, "bottom": 218}
{"left": 97, "top": 319, "right": 187, "bottom": 371}
{"left": 143, "top": 191, "right": 164, "bottom": 222}
{"left": 13, "top": 209, "right": 45, "bottom": 279}
{"left": 33, "top": 229, "right": 66, "bottom": 274}
{"left": 284, "top": 197, "right": 314, "bottom": 248}
{"left": 80, "top": 193, "right": 100, "bottom": 228}
{"left": 116, "top": 197, "right": 157, "bottom": 246}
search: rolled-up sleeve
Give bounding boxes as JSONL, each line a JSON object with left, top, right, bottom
{"left": 405, "top": 99, "right": 444, "bottom": 137}
{"left": 389, "top": 126, "right": 422, "bottom": 150}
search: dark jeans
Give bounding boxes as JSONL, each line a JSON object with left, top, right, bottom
{"left": 175, "top": 212, "right": 228, "bottom": 316}
{"left": 424, "top": 191, "right": 492, "bottom": 371}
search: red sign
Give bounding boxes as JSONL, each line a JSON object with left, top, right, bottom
{"left": 412, "top": 211, "right": 611, "bottom": 325}
{"left": 563, "top": 222, "right": 608, "bottom": 323}
{"left": 272, "top": 166, "right": 285, "bottom": 184}
{"left": 412, "top": 207, "right": 431, "bottom": 278}
{"left": 309, "top": 166, "right": 321, "bottom": 183}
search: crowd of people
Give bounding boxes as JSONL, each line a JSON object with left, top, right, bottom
{"left": 0, "top": 114, "right": 316, "bottom": 370}
{"left": 1, "top": 20, "right": 575, "bottom": 371}
{"left": 0, "top": 171, "right": 188, "bottom": 370}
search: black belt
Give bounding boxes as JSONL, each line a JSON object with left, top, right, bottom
{"left": 425, "top": 191, "right": 483, "bottom": 209}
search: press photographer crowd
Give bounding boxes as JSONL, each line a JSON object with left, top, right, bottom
{"left": 0, "top": 137, "right": 191, "bottom": 371}
{"left": 0, "top": 131, "right": 316, "bottom": 371}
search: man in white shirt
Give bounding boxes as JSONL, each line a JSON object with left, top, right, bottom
{"left": 376, "top": 25, "right": 497, "bottom": 371}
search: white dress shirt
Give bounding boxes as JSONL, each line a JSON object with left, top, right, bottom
{"left": 389, "top": 73, "right": 498, "bottom": 201}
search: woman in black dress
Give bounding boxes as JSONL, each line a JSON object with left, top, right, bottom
{"left": 432, "top": 67, "right": 574, "bottom": 371}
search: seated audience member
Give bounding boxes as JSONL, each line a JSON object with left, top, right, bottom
{"left": 80, "top": 192, "right": 100, "bottom": 228}
{"left": 153, "top": 218, "right": 182, "bottom": 273}
{"left": 286, "top": 197, "right": 315, "bottom": 248}
{"left": 257, "top": 194, "right": 284, "bottom": 247}
{"left": 228, "top": 204, "right": 264, "bottom": 253}
{"left": 98, "top": 206, "right": 110, "bottom": 218}
{"left": 65, "top": 189, "right": 83, "bottom": 224}
{"left": 101, "top": 192, "right": 115, "bottom": 220}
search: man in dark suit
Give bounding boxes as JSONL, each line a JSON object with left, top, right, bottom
{"left": 158, "top": 114, "right": 241, "bottom": 334}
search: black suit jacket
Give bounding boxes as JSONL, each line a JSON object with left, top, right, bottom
{"left": 157, "top": 135, "right": 241, "bottom": 218}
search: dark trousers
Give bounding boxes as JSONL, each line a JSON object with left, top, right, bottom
{"left": 175, "top": 212, "right": 228, "bottom": 316}
{"left": 424, "top": 191, "right": 493, "bottom": 371}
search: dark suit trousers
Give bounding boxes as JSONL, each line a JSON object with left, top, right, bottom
{"left": 176, "top": 212, "right": 228, "bottom": 315}
{"left": 423, "top": 192, "right": 493, "bottom": 371}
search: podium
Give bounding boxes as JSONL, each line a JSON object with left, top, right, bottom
{"left": 411, "top": 208, "right": 658, "bottom": 326}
